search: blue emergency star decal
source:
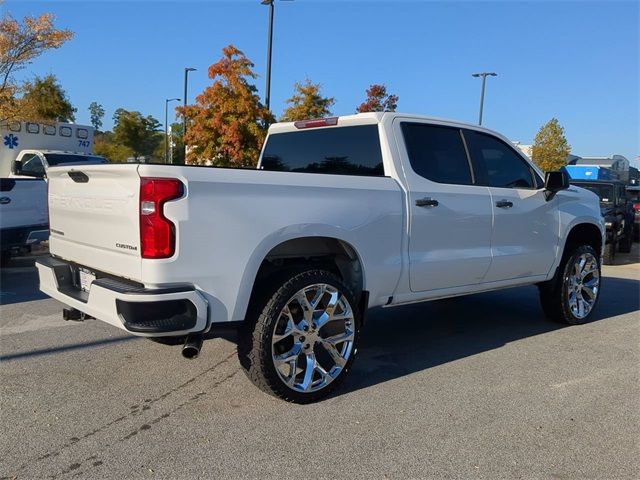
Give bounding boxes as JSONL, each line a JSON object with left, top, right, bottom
{"left": 3, "top": 134, "right": 18, "bottom": 149}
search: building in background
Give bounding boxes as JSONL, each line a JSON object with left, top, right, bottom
{"left": 567, "top": 155, "right": 631, "bottom": 183}
{"left": 512, "top": 141, "right": 532, "bottom": 158}
{"left": 511, "top": 140, "right": 635, "bottom": 184}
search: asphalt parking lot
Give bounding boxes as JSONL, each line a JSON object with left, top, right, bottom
{"left": 1, "top": 247, "right": 638, "bottom": 479}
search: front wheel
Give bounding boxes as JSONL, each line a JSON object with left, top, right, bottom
{"left": 539, "top": 245, "right": 601, "bottom": 324}
{"left": 618, "top": 231, "right": 632, "bottom": 253}
{"left": 239, "top": 269, "right": 360, "bottom": 403}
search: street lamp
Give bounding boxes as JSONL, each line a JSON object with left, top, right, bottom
{"left": 261, "top": 0, "right": 293, "bottom": 112}
{"left": 165, "top": 98, "right": 180, "bottom": 163}
{"left": 261, "top": 0, "right": 275, "bottom": 111}
{"left": 472, "top": 72, "right": 497, "bottom": 126}
{"left": 183, "top": 67, "right": 197, "bottom": 164}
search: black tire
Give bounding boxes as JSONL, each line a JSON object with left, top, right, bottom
{"left": 602, "top": 240, "right": 615, "bottom": 265}
{"left": 618, "top": 231, "right": 632, "bottom": 253}
{"left": 539, "top": 244, "right": 601, "bottom": 325}
{"left": 239, "top": 269, "right": 361, "bottom": 403}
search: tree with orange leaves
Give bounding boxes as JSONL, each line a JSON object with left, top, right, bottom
{"left": 0, "top": 5, "right": 74, "bottom": 122}
{"left": 356, "top": 84, "right": 398, "bottom": 113}
{"left": 177, "top": 45, "right": 273, "bottom": 167}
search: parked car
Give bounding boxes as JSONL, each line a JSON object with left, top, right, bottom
{"left": 36, "top": 113, "right": 604, "bottom": 403}
{"left": 626, "top": 185, "right": 640, "bottom": 240}
{"left": 570, "top": 180, "right": 633, "bottom": 263}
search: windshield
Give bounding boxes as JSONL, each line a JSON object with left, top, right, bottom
{"left": 44, "top": 154, "right": 107, "bottom": 166}
{"left": 579, "top": 184, "right": 615, "bottom": 203}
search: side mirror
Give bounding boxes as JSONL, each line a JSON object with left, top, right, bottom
{"left": 544, "top": 171, "right": 569, "bottom": 201}
{"left": 12, "top": 160, "right": 21, "bottom": 175}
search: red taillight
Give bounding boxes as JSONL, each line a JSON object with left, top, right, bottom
{"left": 293, "top": 117, "right": 338, "bottom": 129}
{"left": 634, "top": 202, "right": 640, "bottom": 211}
{"left": 140, "top": 178, "right": 183, "bottom": 259}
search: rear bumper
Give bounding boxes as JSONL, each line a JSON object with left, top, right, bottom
{"left": 36, "top": 256, "right": 209, "bottom": 337}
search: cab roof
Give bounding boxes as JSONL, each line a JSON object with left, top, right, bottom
{"left": 268, "top": 112, "right": 504, "bottom": 138}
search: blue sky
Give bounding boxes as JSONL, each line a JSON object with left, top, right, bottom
{"left": 3, "top": 0, "right": 639, "bottom": 164}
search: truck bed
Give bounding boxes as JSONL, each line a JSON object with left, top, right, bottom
{"left": 45, "top": 163, "right": 404, "bottom": 324}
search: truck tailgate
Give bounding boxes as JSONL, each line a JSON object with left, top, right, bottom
{"left": 47, "top": 164, "right": 142, "bottom": 281}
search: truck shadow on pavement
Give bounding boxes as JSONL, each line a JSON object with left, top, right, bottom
{"left": 340, "top": 275, "right": 640, "bottom": 397}
{"left": 0, "top": 335, "right": 139, "bottom": 362}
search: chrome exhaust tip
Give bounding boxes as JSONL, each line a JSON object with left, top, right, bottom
{"left": 181, "top": 334, "right": 203, "bottom": 359}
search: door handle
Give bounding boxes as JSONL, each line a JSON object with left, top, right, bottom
{"left": 496, "top": 200, "right": 513, "bottom": 208}
{"left": 416, "top": 197, "right": 439, "bottom": 207}
{"left": 0, "top": 197, "right": 11, "bottom": 205}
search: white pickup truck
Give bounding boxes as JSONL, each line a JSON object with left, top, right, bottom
{"left": 37, "top": 113, "right": 604, "bottom": 402}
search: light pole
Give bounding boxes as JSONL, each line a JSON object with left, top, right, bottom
{"left": 165, "top": 97, "right": 180, "bottom": 163}
{"left": 261, "top": 0, "right": 293, "bottom": 112}
{"left": 261, "top": 0, "right": 275, "bottom": 111}
{"left": 183, "top": 67, "right": 196, "bottom": 164}
{"left": 472, "top": 72, "right": 497, "bottom": 126}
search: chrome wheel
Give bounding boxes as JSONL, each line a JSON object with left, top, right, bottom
{"left": 567, "top": 252, "right": 600, "bottom": 319}
{"left": 271, "top": 283, "right": 355, "bottom": 393}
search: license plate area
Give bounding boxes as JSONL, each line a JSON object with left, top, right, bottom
{"left": 78, "top": 267, "right": 96, "bottom": 293}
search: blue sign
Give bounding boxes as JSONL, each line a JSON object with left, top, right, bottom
{"left": 3, "top": 134, "right": 19, "bottom": 149}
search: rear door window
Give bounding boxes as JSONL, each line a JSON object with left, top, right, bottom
{"left": 261, "top": 125, "right": 384, "bottom": 176}
{"left": 400, "top": 122, "right": 473, "bottom": 185}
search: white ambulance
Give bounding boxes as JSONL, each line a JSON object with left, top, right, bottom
{"left": 0, "top": 121, "right": 107, "bottom": 263}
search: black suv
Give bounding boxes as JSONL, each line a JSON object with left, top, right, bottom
{"left": 570, "top": 180, "right": 634, "bottom": 264}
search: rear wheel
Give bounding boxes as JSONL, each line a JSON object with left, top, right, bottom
{"left": 539, "top": 244, "right": 601, "bottom": 325}
{"left": 239, "top": 269, "right": 360, "bottom": 403}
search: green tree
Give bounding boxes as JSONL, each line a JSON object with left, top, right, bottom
{"left": 0, "top": 7, "right": 73, "bottom": 122}
{"left": 88, "top": 101, "right": 105, "bottom": 130}
{"left": 94, "top": 131, "right": 133, "bottom": 162}
{"left": 112, "top": 107, "right": 126, "bottom": 125}
{"left": 169, "top": 122, "right": 185, "bottom": 165}
{"left": 20, "top": 74, "right": 76, "bottom": 122}
{"left": 280, "top": 79, "right": 335, "bottom": 121}
{"left": 176, "top": 45, "right": 273, "bottom": 167}
{"left": 356, "top": 84, "right": 398, "bottom": 113}
{"left": 531, "top": 118, "right": 571, "bottom": 172}
{"left": 113, "top": 109, "right": 162, "bottom": 161}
